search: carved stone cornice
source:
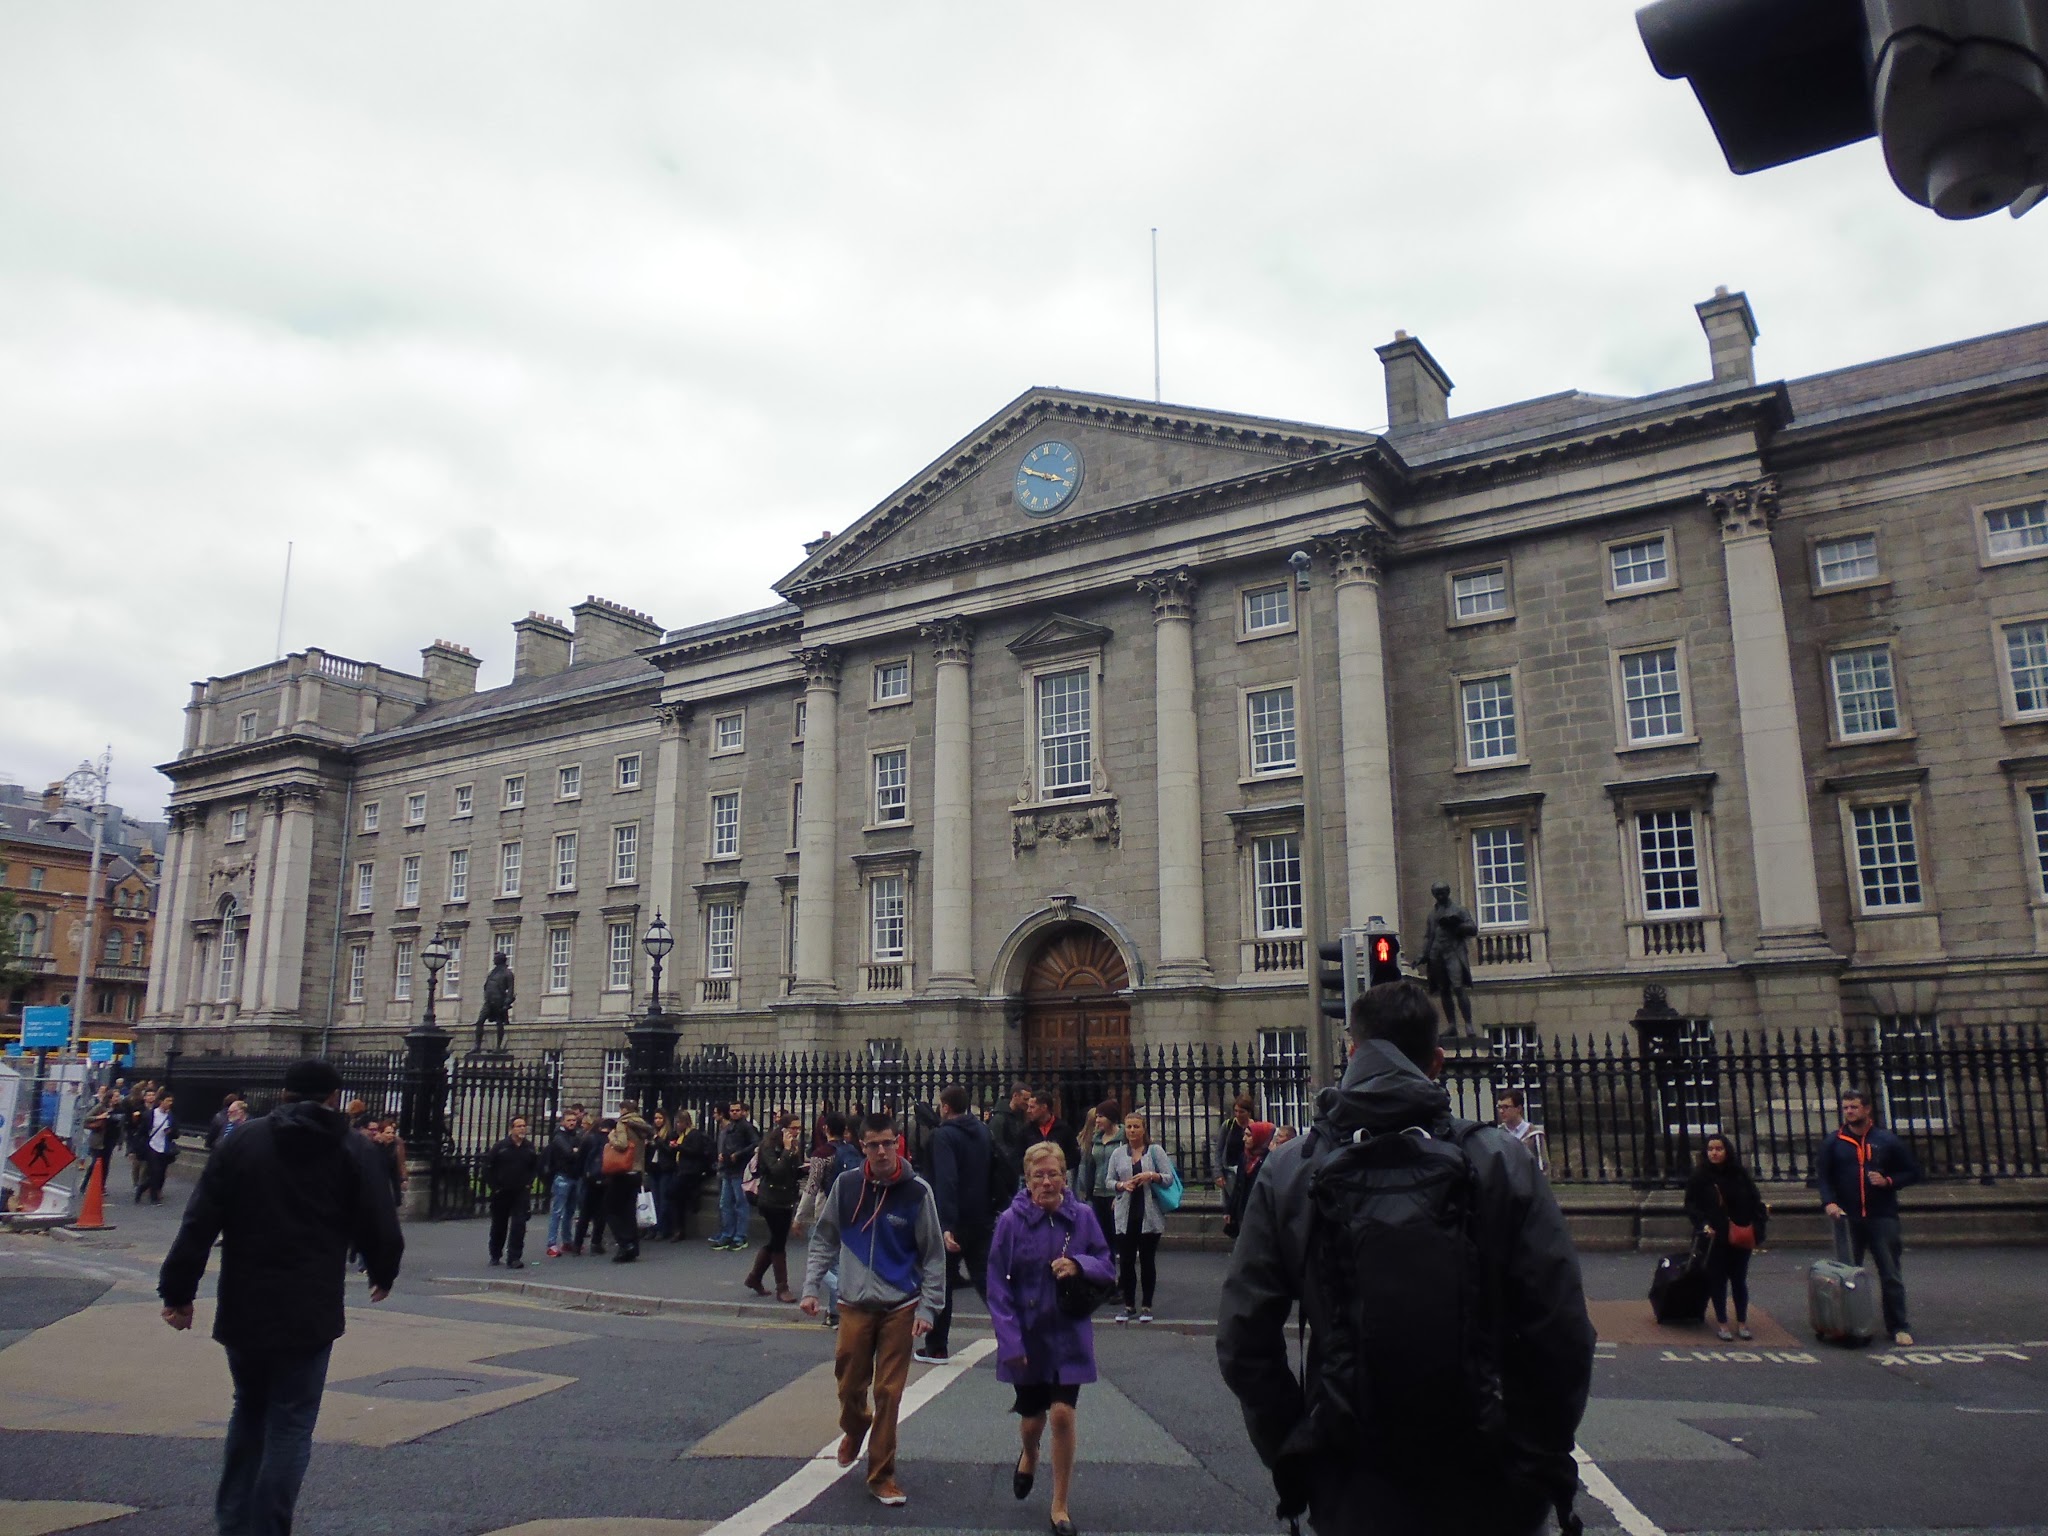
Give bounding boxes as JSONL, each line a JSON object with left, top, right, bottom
{"left": 1011, "top": 796, "right": 1121, "bottom": 856}
{"left": 168, "top": 804, "right": 204, "bottom": 831}
{"left": 1318, "top": 525, "right": 1392, "bottom": 583}
{"left": 795, "top": 645, "right": 843, "bottom": 693}
{"left": 258, "top": 781, "right": 321, "bottom": 812}
{"left": 1708, "top": 476, "right": 1780, "bottom": 541}
{"left": 920, "top": 615, "right": 975, "bottom": 666}
{"left": 1137, "top": 568, "right": 1199, "bottom": 623}
{"left": 653, "top": 700, "right": 694, "bottom": 733}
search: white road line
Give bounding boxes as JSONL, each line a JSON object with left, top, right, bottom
{"left": 1573, "top": 1445, "right": 1667, "bottom": 1536}
{"left": 701, "top": 1335, "right": 997, "bottom": 1536}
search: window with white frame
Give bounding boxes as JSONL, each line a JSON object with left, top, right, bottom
{"left": 1608, "top": 533, "right": 1672, "bottom": 593}
{"left": 346, "top": 943, "right": 367, "bottom": 1003}
{"left": 442, "top": 934, "right": 462, "bottom": 995}
{"left": 713, "top": 712, "right": 744, "bottom": 753}
{"left": 1877, "top": 1014, "right": 1948, "bottom": 1130}
{"left": 789, "top": 781, "right": 803, "bottom": 847}
{"left": 615, "top": 754, "right": 641, "bottom": 791}
{"left": 2030, "top": 787, "right": 2048, "bottom": 897}
{"left": 454, "top": 784, "right": 473, "bottom": 817}
{"left": 606, "top": 922, "right": 634, "bottom": 991}
{"left": 1985, "top": 500, "right": 2048, "bottom": 559}
{"left": 546, "top": 926, "right": 572, "bottom": 993}
{"left": 1036, "top": 667, "right": 1093, "bottom": 799}
{"left": 557, "top": 764, "right": 581, "bottom": 800}
{"left": 1246, "top": 686, "right": 1298, "bottom": 775}
{"left": 489, "top": 930, "right": 515, "bottom": 970}
{"left": 1637, "top": 809, "right": 1702, "bottom": 913}
{"left": 1489, "top": 1024, "right": 1546, "bottom": 1127}
{"left": 503, "top": 775, "right": 525, "bottom": 809}
{"left": 131, "top": 934, "right": 146, "bottom": 965}
{"left": 355, "top": 861, "right": 375, "bottom": 912}
{"left": 1619, "top": 647, "right": 1687, "bottom": 743}
{"left": 1451, "top": 564, "right": 1510, "bottom": 622}
{"left": 500, "top": 841, "right": 522, "bottom": 897}
{"left": 1816, "top": 532, "right": 1880, "bottom": 588}
{"left": 553, "top": 832, "right": 577, "bottom": 891}
{"left": 1256, "top": 1028, "right": 1310, "bottom": 1130}
{"left": 362, "top": 802, "right": 381, "bottom": 833}
{"left": 1252, "top": 834, "right": 1304, "bottom": 936}
{"left": 869, "top": 874, "right": 907, "bottom": 961}
{"left": 785, "top": 895, "right": 799, "bottom": 986}
{"left": 1654, "top": 1018, "right": 1721, "bottom": 1136}
{"left": 704, "top": 901, "right": 738, "bottom": 976}
{"left": 710, "top": 791, "right": 740, "bottom": 858}
{"left": 612, "top": 824, "right": 639, "bottom": 883}
{"left": 228, "top": 807, "right": 248, "bottom": 842}
{"left": 1461, "top": 674, "right": 1518, "bottom": 764}
{"left": 601, "top": 1049, "right": 628, "bottom": 1118}
{"left": 393, "top": 938, "right": 414, "bottom": 1002}
{"left": 2003, "top": 620, "right": 2048, "bottom": 717}
{"left": 400, "top": 854, "right": 421, "bottom": 909}
{"left": 873, "top": 750, "right": 908, "bottom": 822}
{"left": 873, "top": 659, "right": 910, "bottom": 704}
{"left": 1851, "top": 802, "right": 1923, "bottom": 908}
{"left": 1473, "top": 826, "right": 1531, "bottom": 927}
{"left": 793, "top": 698, "right": 807, "bottom": 741}
{"left": 405, "top": 792, "right": 426, "bottom": 825}
{"left": 237, "top": 710, "right": 259, "bottom": 743}
{"left": 1831, "top": 646, "right": 1902, "bottom": 738}
{"left": 447, "top": 848, "right": 468, "bottom": 903}
{"left": 1242, "top": 583, "right": 1293, "bottom": 636}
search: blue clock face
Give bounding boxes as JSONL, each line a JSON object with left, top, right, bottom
{"left": 1015, "top": 440, "right": 1082, "bottom": 515}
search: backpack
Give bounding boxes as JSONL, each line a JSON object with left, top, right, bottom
{"left": 907, "top": 1102, "right": 941, "bottom": 1166}
{"left": 1301, "top": 1116, "right": 1505, "bottom": 1470}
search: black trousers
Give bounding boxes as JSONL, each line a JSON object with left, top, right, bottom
{"left": 927, "top": 1226, "right": 989, "bottom": 1356}
{"left": 604, "top": 1172, "right": 641, "bottom": 1257}
{"left": 488, "top": 1189, "right": 528, "bottom": 1263}
{"left": 1117, "top": 1228, "right": 1161, "bottom": 1308}
{"left": 574, "top": 1178, "right": 606, "bottom": 1250}
{"left": 668, "top": 1172, "right": 705, "bottom": 1238}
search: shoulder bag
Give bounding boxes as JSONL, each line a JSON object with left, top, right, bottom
{"left": 1053, "top": 1227, "right": 1117, "bottom": 1319}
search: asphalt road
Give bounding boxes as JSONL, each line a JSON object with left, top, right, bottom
{"left": 0, "top": 1165, "right": 2041, "bottom": 1536}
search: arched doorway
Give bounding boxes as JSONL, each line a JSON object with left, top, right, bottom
{"left": 1020, "top": 925, "right": 1132, "bottom": 1124}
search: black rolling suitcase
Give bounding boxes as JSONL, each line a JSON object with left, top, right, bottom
{"left": 1649, "top": 1234, "right": 1711, "bottom": 1324}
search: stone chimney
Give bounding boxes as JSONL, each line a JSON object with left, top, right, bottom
{"left": 420, "top": 640, "right": 482, "bottom": 703}
{"left": 1696, "top": 286, "right": 1758, "bottom": 386}
{"left": 569, "top": 596, "right": 664, "bottom": 665}
{"left": 41, "top": 782, "right": 64, "bottom": 814}
{"left": 1375, "top": 330, "right": 1454, "bottom": 429}
{"left": 511, "top": 612, "right": 573, "bottom": 681}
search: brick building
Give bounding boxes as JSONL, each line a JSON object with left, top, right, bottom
{"left": 143, "top": 290, "right": 2048, "bottom": 1109}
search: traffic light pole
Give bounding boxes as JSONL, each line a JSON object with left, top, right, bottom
{"left": 1291, "top": 551, "right": 1336, "bottom": 1090}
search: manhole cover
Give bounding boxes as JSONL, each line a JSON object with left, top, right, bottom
{"left": 329, "top": 1366, "right": 540, "bottom": 1402}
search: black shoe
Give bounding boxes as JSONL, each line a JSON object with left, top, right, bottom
{"left": 506, "top": 1259, "right": 525, "bottom": 1270}
{"left": 1050, "top": 1518, "right": 1078, "bottom": 1536}
{"left": 612, "top": 1250, "right": 636, "bottom": 1263}
{"left": 1013, "top": 1455, "right": 1035, "bottom": 1500}
{"left": 488, "top": 1257, "right": 501, "bottom": 1267}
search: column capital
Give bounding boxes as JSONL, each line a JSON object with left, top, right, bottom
{"left": 1137, "top": 567, "right": 1199, "bottom": 622}
{"left": 795, "top": 644, "right": 843, "bottom": 692}
{"left": 1318, "top": 525, "right": 1392, "bottom": 583}
{"left": 268, "top": 781, "right": 321, "bottom": 809}
{"left": 920, "top": 615, "right": 975, "bottom": 665}
{"left": 1708, "top": 475, "right": 1780, "bottom": 541}
{"left": 652, "top": 699, "right": 694, "bottom": 733}
{"left": 167, "top": 804, "right": 204, "bottom": 831}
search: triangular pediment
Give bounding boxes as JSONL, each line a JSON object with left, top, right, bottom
{"left": 1006, "top": 613, "right": 1114, "bottom": 659}
{"left": 777, "top": 388, "right": 1367, "bottom": 597}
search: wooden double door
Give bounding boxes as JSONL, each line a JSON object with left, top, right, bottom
{"left": 1019, "top": 927, "right": 1132, "bottom": 1123}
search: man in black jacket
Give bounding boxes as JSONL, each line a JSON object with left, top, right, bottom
{"left": 920, "top": 1084, "right": 993, "bottom": 1363}
{"left": 159, "top": 1058, "right": 403, "bottom": 1536}
{"left": 986, "top": 1082, "right": 1033, "bottom": 1206}
{"left": 1217, "top": 981, "right": 1593, "bottom": 1536}
{"left": 1024, "top": 1088, "right": 1083, "bottom": 1181}
{"left": 712, "top": 1101, "right": 761, "bottom": 1251}
{"left": 485, "top": 1115, "right": 541, "bottom": 1269}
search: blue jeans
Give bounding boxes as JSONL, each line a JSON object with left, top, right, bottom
{"left": 546, "top": 1175, "right": 580, "bottom": 1252}
{"left": 1838, "top": 1214, "right": 1910, "bottom": 1334}
{"left": 219, "top": 1343, "right": 332, "bottom": 1535}
{"left": 717, "top": 1173, "right": 747, "bottom": 1243}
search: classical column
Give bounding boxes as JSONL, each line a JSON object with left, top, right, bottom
{"left": 1325, "top": 527, "right": 1400, "bottom": 927}
{"left": 146, "top": 806, "right": 198, "bottom": 1016}
{"left": 921, "top": 617, "right": 976, "bottom": 994}
{"left": 255, "top": 783, "right": 320, "bottom": 1015}
{"left": 1709, "top": 478, "right": 1830, "bottom": 952}
{"left": 241, "top": 791, "right": 284, "bottom": 1011}
{"left": 1138, "top": 569, "right": 1211, "bottom": 983}
{"left": 791, "top": 645, "right": 843, "bottom": 996}
{"left": 649, "top": 699, "right": 692, "bottom": 999}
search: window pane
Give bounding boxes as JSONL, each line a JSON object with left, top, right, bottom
{"left": 608, "top": 923, "right": 634, "bottom": 990}
{"left": 1831, "top": 647, "right": 1899, "bottom": 737}
{"left": 1247, "top": 687, "right": 1298, "bottom": 772}
{"left": 1452, "top": 566, "right": 1507, "bottom": 619}
{"left": 711, "top": 792, "right": 740, "bottom": 857}
{"left": 1037, "top": 668, "right": 1093, "bottom": 798}
{"left": 1620, "top": 649, "right": 1685, "bottom": 741}
{"left": 1816, "top": 533, "right": 1879, "bottom": 586}
{"left": 554, "top": 831, "right": 577, "bottom": 889}
{"left": 1243, "top": 584, "right": 1292, "bottom": 632}
{"left": 392, "top": 938, "right": 412, "bottom": 1002}
{"left": 870, "top": 875, "right": 906, "bottom": 960}
{"left": 2006, "top": 621, "right": 2048, "bottom": 714}
{"left": 356, "top": 862, "right": 374, "bottom": 911}
{"left": 455, "top": 785, "right": 473, "bottom": 815}
{"left": 613, "top": 824, "right": 638, "bottom": 882}
{"left": 1252, "top": 834, "right": 1303, "bottom": 935}
{"left": 501, "top": 842, "right": 522, "bottom": 896}
{"left": 1472, "top": 827, "right": 1530, "bottom": 926}
{"left": 1852, "top": 803, "right": 1922, "bottom": 907}
{"left": 1986, "top": 501, "right": 2048, "bottom": 556}
{"left": 601, "top": 1049, "right": 627, "bottom": 1118}
{"left": 1488, "top": 1023, "right": 1546, "bottom": 1126}
{"left": 448, "top": 848, "right": 468, "bottom": 903}
{"left": 558, "top": 765, "right": 580, "bottom": 798}
{"left": 2032, "top": 787, "right": 2048, "bottom": 898}
{"left": 547, "top": 927, "right": 571, "bottom": 992}
{"left": 347, "top": 944, "right": 366, "bottom": 1003}
{"left": 1461, "top": 674, "right": 1518, "bottom": 762}
{"left": 442, "top": 935, "right": 462, "bottom": 994}
{"left": 401, "top": 855, "right": 420, "bottom": 907}
{"left": 1655, "top": 1019, "right": 1720, "bottom": 1135}
{"left": 715, "top": 714, "right": 744, "bottom": 750}
{"left": 874, "top": 661, "right": 909, "bottom": 701}
{"left": 705, "top": 902, "right": 736, "bottom": 975}
{"left": 1610, "top": 536, "right": 1669, "bottom": 589}
{"left": 874, "top": 751, "right": 907, "bottom": 821}
{"left": 1256, "top": 1028, "right": 1310, "bottom": 1128}
{"left": 504, "top": 776, "right": 524, "bottom": 807}
{"left": 617, "top": 755, "right": 640, "bottom": 789}
{"left": 1877, "top": 1014, "right": 1948, "bottom": 1130}
{"left": 1637, "top": 809, "right": 1701, "bottom": 913}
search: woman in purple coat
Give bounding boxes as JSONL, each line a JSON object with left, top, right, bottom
{"left": 987, "top": 1140, "right": 1115, "bottom": 1536}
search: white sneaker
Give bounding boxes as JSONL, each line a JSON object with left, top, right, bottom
{"left": 1138, "top": 1307, "right": 1153, "bottom": 1323}
{"left": 1113, "top": 1306, "right": 1132, "bottom": 1324}
{"left": 911, "top": 1347, "right": 948, "bottom": 1364}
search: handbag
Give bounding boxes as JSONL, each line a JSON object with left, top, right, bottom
{"left": 1152, "top": 1150, "right": 1183, "bottom": 1214}
{"left": 741, "top": 1149, "right": 761, "bottom": 1205}
{"left": 634, "top": 1188, "right": 658, "bottom": 1229}
{"left": 601, "top": 1143, "right": 633, "bottom": 1176}
{"left": 1053, "top": 1230, "right": 1117, "bottom": 1320}
{"left": 1717, "top": 1185, "right": 1757, "bottom": 1250}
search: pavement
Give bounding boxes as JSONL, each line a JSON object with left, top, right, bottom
{"left": 0, "top": 1159, "right": 2042, "bottom": 1535}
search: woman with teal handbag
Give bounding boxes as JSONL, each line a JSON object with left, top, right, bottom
{"left": 1106, "top": 1113, "right": 1180, "bottom": 1323}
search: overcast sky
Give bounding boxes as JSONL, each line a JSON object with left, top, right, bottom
{"left": 2, "top": 2, "right": 2040, "bottom": 816}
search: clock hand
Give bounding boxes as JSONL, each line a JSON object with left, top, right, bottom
{"left": 1021, "top": 467, "right": 1062, "bottom": 482}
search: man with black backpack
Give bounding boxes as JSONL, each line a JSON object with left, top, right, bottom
{"left": 1216, "top": 980, "right": 1594, "bottom": 1536}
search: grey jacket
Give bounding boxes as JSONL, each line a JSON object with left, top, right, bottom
{"left": 802, "top": 1164, "right": 947, "bottom": 1325}
{"left": 1215, "top": 1039, "right": 1595, "bottom": 1536}
{"left": 1106, "top": 1143, "right": 1176, "bottom": 1236}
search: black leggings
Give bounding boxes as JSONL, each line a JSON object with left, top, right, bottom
{"left": 1706, "top": 1239, "right": 1752, "bottom": 1323}
{"left": 1118, "top": 1228, "right": 1160, "bottom": 1308}
{"left": 761, "top": 1205, "right": 794, "bottom": 1255}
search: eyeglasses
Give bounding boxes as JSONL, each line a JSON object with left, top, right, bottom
{"left": 860, "top": 1139, "right": 896, "bottom": 1153}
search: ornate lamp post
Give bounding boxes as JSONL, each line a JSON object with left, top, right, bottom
{"left": 400, "top": 924, "right": 453, "bottom": 1162}
{"left": 43, "top": 750, "right": 113, "bottom": 1062}
{"left": 420, "top": 926, "right": 451, "bottom": 1032}
{"left": 625, "top": 912, "right": 680, "bottom": 1116}
{"left": 642, "top": 912, "right": 674, "bottom": 1019}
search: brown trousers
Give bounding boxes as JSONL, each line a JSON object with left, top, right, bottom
{"left": 833, "top": 1302, "right": 917, "bottom": 1486}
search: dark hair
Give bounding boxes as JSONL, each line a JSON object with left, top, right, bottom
{"left": 1350, "top": 979, "right": 1440, "bottom": 1069}
{"left": 861, "top": 1111, "right": 897, "bottom": 1140}
{"left": 1841, "top": 1086, "right": 1872, "bottom": 1109}
{"left": 939, "top": 1085, "right": 969, "bottom": 1116}
{"left": 1700, "top": 1132, "right": 1745, "bottom": 1173}
{"left": 1094, "top": 1098, "right": 1121, "bottom": 1124}
{"left": 1233, "top": 1093, "right": 1257, "bottom": 1115}
{"left": 825, "top": 1111, "right": 848, "bottom": 1138}
{"left": 1495, "top": 1089, "right": 1523, "bottom": 1110}
{"left": 1028, "top": 1087, "right": 1055, "bottom": 1110}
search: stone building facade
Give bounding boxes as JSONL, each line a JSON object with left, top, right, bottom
{"left": 144, "top": 290, "right": 2048, "bottom": 1108}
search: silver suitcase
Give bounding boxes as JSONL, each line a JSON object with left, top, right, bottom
{"left": 1808, "top": 1258, "right": 1879, "bottom": 1345}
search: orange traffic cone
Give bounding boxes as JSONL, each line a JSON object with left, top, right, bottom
{"left": 71, "top": 1156, "right": 113, "bottom": 1232}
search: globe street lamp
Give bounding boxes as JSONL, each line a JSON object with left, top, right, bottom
{"left": 44, "top": 749, "right": 114, "bottom": 1061}
{"left": 642, "top": 912, "right": 674, "bottom": 1019}
{"left": 419, "top": 926, "right": 451, "bottom": 1033}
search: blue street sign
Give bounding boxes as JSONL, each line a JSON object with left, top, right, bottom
{"left": 87, "top": 1040, "right": 115, "bottom": 1063}
{"left": 21, "top": 1007, "right": 70, "bottom": 1050}
{"left": 3, "top": 1042, "right": 21, "bottom": 1056}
